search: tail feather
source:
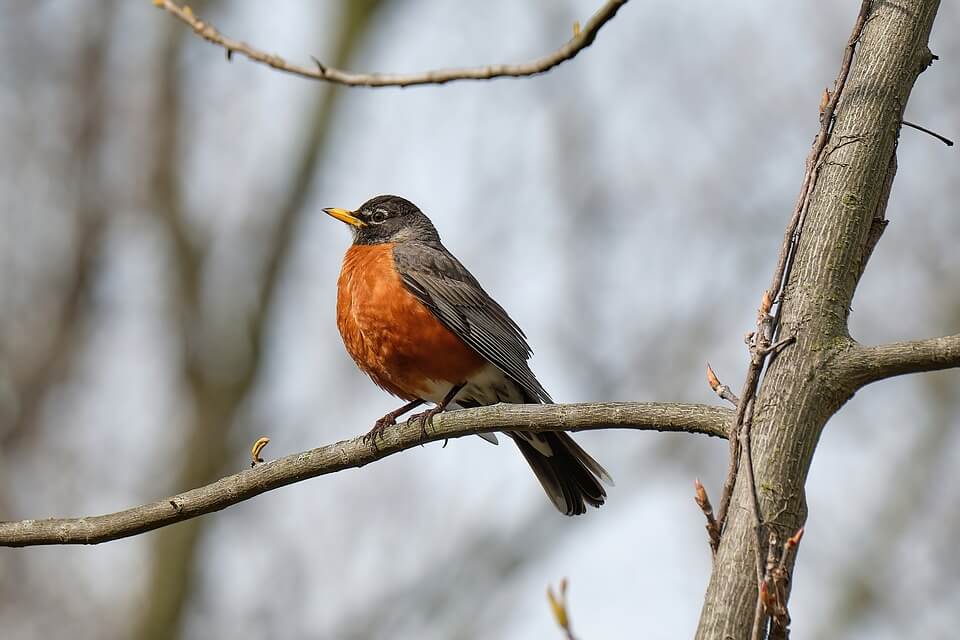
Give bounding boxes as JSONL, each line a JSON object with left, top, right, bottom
{"left": 511, "top": 431, "right": 610, "bottom": 516}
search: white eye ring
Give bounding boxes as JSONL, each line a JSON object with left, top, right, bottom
{"left": 370, "top": 210, "right": 388, "bottom": 224}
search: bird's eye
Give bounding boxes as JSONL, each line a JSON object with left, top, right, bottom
{"left": 369, "top": 210, "right": 388, "bottom": 224}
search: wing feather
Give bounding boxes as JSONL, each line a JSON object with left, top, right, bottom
{"left": 393, "top": 242, "right": 552, "bottom": 404}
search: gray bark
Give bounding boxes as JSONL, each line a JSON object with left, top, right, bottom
{"left": 696, "top": 1, "right": 942, "bottom": 637}
{"left": 0, "top": 402, "right": 729, "bottom": 547}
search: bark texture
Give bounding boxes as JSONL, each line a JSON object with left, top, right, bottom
{"left": 0, "top": 402, "right": 729, "bottom": 547}
{"left": 696, "top": 2, "right": 941, "bottom": 637}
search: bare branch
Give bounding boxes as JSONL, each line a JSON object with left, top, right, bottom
{"left": 694, "top": 478, "right": 721, "bottom": 557}
{"left": 699, "top": 0, "right": 943, "bottom": 633}
{"left": 839, "top": 334, "right": 960, "bottom": 388}
{"left": 714, "top": 0, "right": 873, "bottom": 535}
{"left": 154, "top": 0, "right": 630, "bottom": 87}
{"left": 901, "top": 119, "right": 954, "bottom": 146}
{"left": 715, "top": 296, "right": 776, "bottom": 531}
{"left": 710, "top": 9, "right": 877, "bottom": 636}
{"left": 0, "top": 402, "right": 729, "bottom": 547}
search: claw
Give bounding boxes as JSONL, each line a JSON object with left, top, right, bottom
{"left": 406, "top": 382, "right": 465, "bottom": 443}
{"left": 408, "top": 406, "right": 443, "bottom": 442}
{"left": 363, "top": 414, "right": 398, "bottom": 451}
{"left": 362, "top": 399, "right": 426, "bottom": 451}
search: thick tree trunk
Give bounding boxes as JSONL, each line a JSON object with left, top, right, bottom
{"left": 695, "top": 2, "right": 941, "bottom": 638}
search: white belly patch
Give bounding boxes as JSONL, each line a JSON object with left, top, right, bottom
{"left": 418, "top": 363, "right": 526, "bottom": 406}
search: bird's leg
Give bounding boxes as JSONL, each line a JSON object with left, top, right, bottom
{"left": 409, "top": 383, "right": 465, "bottom": 442}
{"left": 363, "top": 399, "right": 425, "bottom": 445}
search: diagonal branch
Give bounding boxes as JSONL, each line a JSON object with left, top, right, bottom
{"left": 699, "top": 0, "right": 943, "bottom": 635}
{"left": 708, "top": 5, "right": 875, "bottom": 637}
{"left": 0, "top": 401, "right": 730, "bottom": 547}
{"left": 154, "top": 0, "right": 630, "bottom": 87}
{"left": 714, "top": 0, "right": 874, "bottom": 534}
{"left": 839, "top": 334, "right": 960, "bottom": 388}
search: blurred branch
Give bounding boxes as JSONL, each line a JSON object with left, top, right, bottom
{"left": 0, "top": 1, "right": 115, "bottom": 624}
{"left": 134, "top": 4, "right": 210, "bottom": 636}
{"left": 241, "top": 0, "right": 386, "bottom": 375}
{"left": 0, "top": 401, "right": 730, "bottom": 547}
{"left": 838, "top": 334, "right": 960, "bottom": 388}
{"left": 547, "top": 578, "right": 578, "bottom": 640}
{"left": 812, "top": 346, "right": 960, "bottom": 639}
{"left": 135, "top": 2, "right": 385, "bottom": 637}
{"left": 154, "top": 0, "right": 629, "bottom": 87}
{"left": 1, "top": 3, "right": 115, "bottom": 446}
{"left": 332, "top": 499, "right": 560, "bottom": 638}
{"left": 3, "top": 218, "right": 102, "bottom": 446}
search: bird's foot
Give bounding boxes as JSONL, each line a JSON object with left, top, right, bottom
{"left": 363, "top": 414, "right": 398, "bottom": 449}
{"left": 408, "top": 406, "right": 445, "bottom": 442}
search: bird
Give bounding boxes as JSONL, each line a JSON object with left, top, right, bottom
{"left": 323, "top": 195, "right": 612, "bottom": 515}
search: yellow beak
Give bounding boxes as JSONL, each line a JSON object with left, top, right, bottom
{"left": 323, "top": 207, "right": 365, "bottom": 228}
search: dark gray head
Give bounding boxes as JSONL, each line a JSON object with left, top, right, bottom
{"left": 323, "top": 195, "right": 441, "bottom": 245}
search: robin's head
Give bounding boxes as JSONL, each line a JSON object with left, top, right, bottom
{"left": 323, "top": 195, "right": 440, "bottom": 245}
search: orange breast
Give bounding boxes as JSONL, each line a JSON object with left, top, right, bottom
{"left": 336, "top": 243, "right": 487, "bottom": 400}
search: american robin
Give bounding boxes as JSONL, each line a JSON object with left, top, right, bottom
{"left": 323, "top": 195, "right": 612, "bottom": 515}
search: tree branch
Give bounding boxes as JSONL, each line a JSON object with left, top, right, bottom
{"left": 697, "top": 0, "right": 943, "bottom": 635}
{"left": 840, "top": 334, "right": 960, "bottom": 388}
{"left": 0, "top": 402, "right": 729, "bottom": 547}
{"left": 715, "top": 0, "right": 873, "bottom": 531}
{"left": 153, "top": 0, "right": 630, "bottom": 87}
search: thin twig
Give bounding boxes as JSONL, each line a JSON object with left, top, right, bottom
{"left": 154, "top": 0, "right": 630, "bottom": 88}
{"left": 902, "top": 119, "right": 954, "bottom": 146}
{"left": 767, "top": 528, "right": 805, "bottom": 638}
{"left": 754, "top": 587, "right": 769, "bottom": 640}
{"left": 754, "top": 530, "right": 781, "bottom": 640}
{"left": 770, "top": 0, "right": 873, "bottom": 340}
{"left": 547, "top": 578, "right": 578, "bottom": 640}
{"left": 761, "top": 336, "right": 797, "bottom": 357}
{"left": 714, "top": 295, "right": 772, "bottom": 529}
{"left": 694, "top": 478, "right": 722, "bottom": 556}
{"left": 716, "top": 0, "right": 874, "bottom": 531}
{"left": 706, "top": 363, "right": 741, "bottom": 407}
{"left": 0, "top": 401, "right": 730, "bottom": 547}
{"left": 740, "top": 400, "right": 765, "bottom": 585}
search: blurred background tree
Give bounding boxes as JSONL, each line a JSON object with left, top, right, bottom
{"left": 0, "top": 1, "right": 956, "bottom": 638}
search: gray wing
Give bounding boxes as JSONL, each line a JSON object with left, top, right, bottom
{"left": 393, "top": 241, "right": 552, "bottom": 404}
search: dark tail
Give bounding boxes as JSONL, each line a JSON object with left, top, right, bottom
{"left": 510, "top": 431, "right": 613, "bottom": 516}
